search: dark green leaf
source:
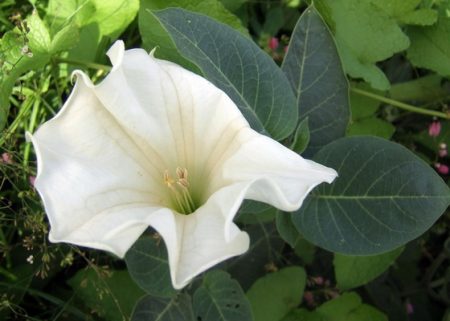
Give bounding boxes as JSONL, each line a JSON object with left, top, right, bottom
{"left": 246, "top": 267, "right": 306, "bottom": 321}
{"left": 153, "top": 8, "right": 298, "bottom": 140}
{"left": 282, "top": 6, "right": 349, "bottom": 156}
{"left": 193, "top": 270, "right": 253, "bottom": 321}
{"left": 68, "top": 269, "right": 145, "bottom": 321}
{"left": 347, "top": 117, "right": 395, "bottom": 140}
{"left": 334, "top": 247, "right": 404, "bottom": 290}
{"left": 125, "top": 234, "right": 177, "bottom": 298}
{"left": 131, "top": 293, "right": 194, "bottom": 321}
{"left": 293, "top": 136, "right": 450, "bottom": 255}
{"left": 290, "top": 118, "right": 310, "bottom": 155}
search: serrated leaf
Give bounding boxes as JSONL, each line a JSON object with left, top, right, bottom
{"left": 318, "top": 0, "right": 410, "bottom": 90}
{"left": 153, "top": 8, "right": 298, "bottom": 140}
{"left": 193, "top": 270, "right": 253, "bottom": 321}
{"left": 293, "top": 136, "right": 450, "bottom": 255}
{"left": 246, "top": 267, "right": 306, "bottom": 321}
{"left": 407, "top": 15, "right": 450, "bottom": 77}
{"left": 125, "top": 234, "right": 176, "bottom": 298}
{"left": 282, "top": 6, "right": 349, "bottom": 156}
{"left": 68, "top": 269, "right": 145, "bottom": 321}
{"left": 334, "top": 247, "right": 404, "bottom": 290}
{"left": 131, "top": 293, "right": 194, "bottom": 321}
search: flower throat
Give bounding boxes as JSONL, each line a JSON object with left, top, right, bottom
{"left": 164, "top": 167, "right": 198, "bottom": 214}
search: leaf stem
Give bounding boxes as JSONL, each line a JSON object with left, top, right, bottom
{"left": 53, "top": 57, "right": 112, "bottom": 71}
{"left": 351, "top": 87, "right": 450, "bottom": 119}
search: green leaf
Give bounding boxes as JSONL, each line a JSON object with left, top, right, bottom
{"left": 50, "top": 21, "right": 80, "bottom": 53}
{"left": 289, "top": 118, "right": 310, "bottom": 155}
{"left": 131, "top": 293, "right": 194, "bottom": 321}
{"left": 246, "top": 267, "right": 306, "bottom": 321}
{"left": 293, "top": 136, "right": 450, "bottom": 255}
{"left": 316, "top": 292, "right": 387, "bottom": 321}
{"left": 26, "top": 12, "right": 51, "bottom": 53}
{"left": 68, "top": 268, "right": 145, "bottom": 321}
{"left": 347, "top": 118, "right": 395, "bottom": 140}
{"left": 389, "top": 75, "right": 450, "bottom": 103}
{"left": 193, "top": 270, "right": 253, "bottom": 321}
{"left": 370, "top": 0, "right": 437, "bottom": 26}
{"left": 317, "top": 0, "right": 410, "bottom": 90}
{"left": 334, "top": 247, "right": 404, "bottom": 290}
{"left": 282, "top": 6, "right": 349, "bottom": 156}
{"left": 153, "top": 8, "right": 298, "bottom": 140}
{"left": 407, "top": 15, "right": 450, "bottom": 77}
{"left": 281, "top": 309, "right": 323, "bottom": 321}
{"left": 125, "top": 234, "right": 176, "bottom": 298}
{"left": 46, "top": 0, "right": 138, "bottom": 40}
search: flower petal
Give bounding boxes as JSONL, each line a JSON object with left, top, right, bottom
{"left": 30, "top": 71, "right": 172, "bottom": 257}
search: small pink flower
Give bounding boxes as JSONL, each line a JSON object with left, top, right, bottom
{"left": 434, "top": 163, "right": 449, "bottom": 175}
{"left": 439, "top": 143, "right": 448, "bottom": 157}
{"left": 311, "top": 276, "right": 324, "bottom": 285}
{"left": 29, "top": 176, "right": 36, "bottom": 187}
{"left": 1, "top": 152, "right": 13, "bottom": 164}
{"left": 303, "top": 291, "right": 315, "bottom": 306}
{"left": 268, "top": 37, "right": 279, "bottom": 51}
{"left": 405, "top": 301, "right": 414, "bottom": 315}
{"left": 284, "top": 45, "right": 288, "bottom": 53}
{"left": 428, "top": 120, "right": 441, "bottom": 137}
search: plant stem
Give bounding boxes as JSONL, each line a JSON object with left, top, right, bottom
{"left": 53, "top": 57, "right": 112, "bottom": 72}
{"left": 351, "top": 87, "right": 450, "bottom": 119}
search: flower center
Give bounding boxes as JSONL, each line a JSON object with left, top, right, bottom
{"left": 164, "top": 167, "right": 198, "bottom": 214}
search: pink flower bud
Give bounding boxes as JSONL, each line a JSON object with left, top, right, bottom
{"left": 303, "top": 291, "right": 315, "bottom": 306}
{"left": 268, "top": 37, "right": 279, "bottom": 51}
{"left": 428, "top": 120, "right": 441, "bottom": 137}
{"left": 434, "top": 163, "right": 449, "bottom": 175}
{"left": 1, "top": 152, "right": 13, "bottom": 164}
{"left": 439, "top": 143, "right": 448, "bottom": 157}
{"left": 29, "top": 176, "right": 36, "bottom": 187}
{"left": 311, "top": 276, "right": 324, "bottom": 285}
{"left": 405, "top": 301, "right": 414, "bottom": 315}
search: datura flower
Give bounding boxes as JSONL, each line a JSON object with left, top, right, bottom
{"left": 29, "top": 40, "right": 337, "bottom": 289}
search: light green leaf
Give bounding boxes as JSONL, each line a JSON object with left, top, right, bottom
{"left": 50, "top": 21, "right": 80, "bottom": 53}
{"left": 193, "top": 270, "right": 253, "bottom": 321}
{"left": 68, "top": 269, "right": 145, "bottom": 321}
{"left": 131, "top": 294, "right": 194, "bottom": 321}
{"left": 46, "top": 0, "right": 138, "bottom": 40}
{"left": 407, "top": 15, "right": 450, "bottom": 77}
{"left": 153, "top": 8, "right": 298, "bottom": 140}
{"left": 282, "top": 6, "right": 349, "bottom": 156}
{"left": 389, "top": 75, "right": 450, "bottom": 103}
{"left": 290, "top": 118, "right": 310, "bottom": 155}
{"left": 27, "top": 12, "right": 51, "bottom": 53}
{"left": 316, "top": 292, "right": 387, "bottom": 321}
{"left": 334, "top": 247, "right": 404, "bottom": 290}
{"left": 318, "top": 0, "right": 410, "bottom": 90}
{"left": 347, "top": 118, "right": 395, "bottom": 140}
{"left": 246, "top": 267, "right": 306, "bottom": 321}
{"left": 370, "top": 0, "right": 437, "bottom": 26}
{"left": 125, "top": 234, "right": 176, "bottom": 298}
{"left": 293, "top": 136, "right": 450, "bottom": 255}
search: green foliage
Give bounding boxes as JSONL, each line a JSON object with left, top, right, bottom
{"left": 334, "top": 247, "right": 404, "bottom": 290}
{"left": 125, "top": 233, "right": 176, "bottom": 298}
{"left": 68, "top": 268, "right": 145, "bottom": 321}
{"left": 152, "top": 8, "right": 298, "bottom": 140}
{"left": 132, "top": 293, "right": 194, "bottom": 321}
{"left": 282, "top": 6, "right": 349, "bottom": 156}
{"left": 293, "top": 136, "right": 450, "bottom": 255}
{"left": 371, "top": 0, "right": 438, "bottom": 26}
{"left": 317, "top": 0, "right": 410, "bottom": 90}
{"left": 246, "top": 267, "right": 306, "bottom": 321}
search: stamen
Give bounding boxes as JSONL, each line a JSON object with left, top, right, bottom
{"left": 164, "top": 168, "right": 196, "bottom": 214}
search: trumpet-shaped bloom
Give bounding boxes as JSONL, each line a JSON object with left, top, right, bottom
{"left": 29, "top": 41, "right": 337, "bottom": 289}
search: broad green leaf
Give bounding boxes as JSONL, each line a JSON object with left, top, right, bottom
{"left": 293, "top": 136, "right": 450, "bottom": 255}
{"left": 68, "top": 268, "right": 145, "bottom": 321}
{"left": 370, "top": 0, "right": 437, "bottom": 26}
{"left": 317, "top": 0, "right": 410, "bottom": 90}
{"left": 50, "top": 21, "right": 80, "bottom": 53}
{"left": 290, "top": 118, "right": 310, "bottom": 155}
{"left": 153, "top": 8, "right": 298, "bottom": 140}
{"left": 334, "top": 247, "right": 404, "bottom": 290}
{"left": 131, "top": 293, "right": 194, "bottom": 321}
{"left": 46, "top": 0, "right": 138, "bottom": 40}
{"left": 26, "top": 12, "right": 51, "bottom": 53}
{"left": 281, "top": 309, "right": 323, "bottom": 321}
{"left": 350, "top": 85, "right": 382, "bottom": 119}
{"left": 316, "top": 292, "right": 387, "bottom": 321}
{"left": 246, "top": 267, "right": 306, "bottom": 321}
{"left": 282, "top": 6, "right": 349, "bottom": 156}
{"left": 347, "top": 118, "right": 395, "bottom": 140}
{"left": 226, "top": 222, "right": 284, "bottom": 290}
{"left": 276, "top": 212, "right": 316, "bottom": 264}
{"left": 193, "top": 270, "right": 253, "bottom": 321}
{"left": 407, "top": 15, "right": 450, "bottom": 77}
{"left": 125, "top": 234, "right": 176, "bottom": 298}
{"left": 389, "top": 75, "right": 450, "bottom": 103}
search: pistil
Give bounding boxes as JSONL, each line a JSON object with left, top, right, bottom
{"left": 164, "top": 167, "right": 197, "bottom": 214}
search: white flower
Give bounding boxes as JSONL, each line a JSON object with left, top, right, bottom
{"left": 29, "top": 41, "right": 337, "bottom": 289}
